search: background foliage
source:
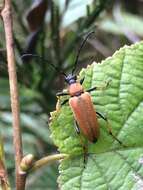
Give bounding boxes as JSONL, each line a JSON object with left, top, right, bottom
{"left": 0, "top": 0, "right": 143, "bottom": 189}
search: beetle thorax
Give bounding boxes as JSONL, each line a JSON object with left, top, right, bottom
{"left": 68, "top": 82, "right": 84, "bottom": 96}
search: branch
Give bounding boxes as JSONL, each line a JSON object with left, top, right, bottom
{"left": 1, "top": 0, "right": 24, "bottom": 189}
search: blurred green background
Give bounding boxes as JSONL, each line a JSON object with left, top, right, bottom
{"left": 0, "top": 0, "right": 143, "bottom": 189}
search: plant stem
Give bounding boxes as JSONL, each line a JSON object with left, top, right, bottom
{"left": 31, "top": 154, "right": 68, "bottom": 172}
{"left": 1, "top": 0, "right": 24, "bottom": 189}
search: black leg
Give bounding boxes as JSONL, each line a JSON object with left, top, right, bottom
{"left": 96, "top": 111, "right": 107, "bottom": 121}
{"left": 61, "top": 99, "right": 69, "bottom": 106}
{"left": 86, "top": 80, "right": 111, "bottom": 93}
{"left": 74, "top": 120, "right": 87, "bottom": 166}
{"left": 86, "top": 86, "right": 97, "bottom": 93}
{"left": 96, "top": 111, "right": 126, "bottom": 147}
{"left": 74, "top": 120, "right": 80, "bottom": 134}
{"left": 107, "top": 128, "right": 126, "bottom": 147}
{"left": 56, "top": 92, "right": 69, "bottom": 96}
{"left": 80, "top": 77, "right": 85, "bottom": 85}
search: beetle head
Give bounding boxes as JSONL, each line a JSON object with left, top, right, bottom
{"left": 65, "top": 74, "right": 77, "bottom": 85}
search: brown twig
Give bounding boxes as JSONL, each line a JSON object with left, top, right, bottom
{"left": 0, "top": 0, "right": 24, "bottom": 189}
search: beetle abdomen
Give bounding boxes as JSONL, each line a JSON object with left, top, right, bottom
{"left": 69, "top": 92, "right": 100, "bottom": 142}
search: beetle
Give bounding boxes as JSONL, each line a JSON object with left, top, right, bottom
{"left": 21, "top": 32, "right": 123, "bottom": 148}
{"left": 56, "top": 74, "right": 123, "bottom": 147}
{"left": 56, "top": 73, "right": 101, "bottom": 143}
{"left": 55, "top": 33, "right": 123, "bottom": 147}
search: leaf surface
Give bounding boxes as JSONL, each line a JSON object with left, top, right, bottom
{"left": 50, "top": 41, "right": 143, "bottom": 190}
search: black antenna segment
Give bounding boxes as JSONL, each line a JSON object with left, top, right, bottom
{"left": 21, "top": 54, "right": 67, "bottom": 77}
{"left": 72, "top": 31, "right": 95, "bottom": 75}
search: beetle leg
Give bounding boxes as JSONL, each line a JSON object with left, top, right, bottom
{"left": 106, "top": 125, "right": 125, "bottom": 147}
{"left": 56, "top": 91, "right": 69, "bottom": 108}
{"left": 96, "top": 111, "right": 107, "bottom": 121}
{"left": 74, "top": 120, "right": 88, "bottom": 166}
{"left": 86, "top": 86, "right": 97, "bottom": 92}
{"left": 80, "top": 77, "right": 85, "bottom": 85}
{"left": 74, "top": 121, "right": 80, "bottom": 134}
{"left": 56, "top": 92, "right": 69, "bottom": 97}
{"left": 56, "top": 97, "right": 69, "bottom": 111}
{"left": 86, "top": 85, "right": 107, "bottom": 92}
{"left": 61, "top": 99, "right": 69, "bottom": 106}
{"left": 86, "top": 80, "right": 111, "bottom": 93}
{"left": 96, "top": 111, "right": 126, "bottom": 147}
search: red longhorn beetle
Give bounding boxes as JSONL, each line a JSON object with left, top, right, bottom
{"left": 21, "top": 32, "right": 123, "bottom": 149}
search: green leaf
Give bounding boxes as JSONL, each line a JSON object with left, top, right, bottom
{"left": 50, "top": 41, "right": 143, "bottom": 189}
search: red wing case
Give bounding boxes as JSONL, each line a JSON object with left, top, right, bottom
{"left": 69, "top": 92, "right": 99, "bottom": 142}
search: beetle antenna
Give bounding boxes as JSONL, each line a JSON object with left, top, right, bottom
{"left": 72, "top": 31, "right": 95, "bottom": 75}
{"left": 21, "top": 54, "right": 67, "bottom": 77}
